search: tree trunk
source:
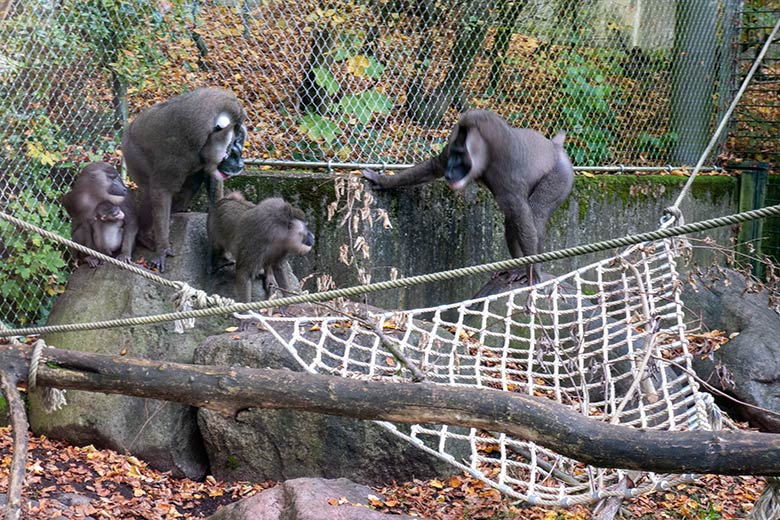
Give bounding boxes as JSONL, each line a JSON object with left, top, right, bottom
{"left": 4, "top": 342, "right": 780, "bottom": 476}
{"left": 488, "top": 0, "right": 528, "bottom": 91}
{"left": 297, "top": 26, "right": 339, "bottom": 114}
{"left": 405, "top": 0, "right": 494, "bottom": 126}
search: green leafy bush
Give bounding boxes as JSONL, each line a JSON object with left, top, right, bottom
{"left": 557, "top": 54, "right": 620, "bottom": 164}
{"left": 296, "top": 23, "right": 392, "bottom": 160}
{"left": 1, "top": 174, "right": 70, "bottom": 326}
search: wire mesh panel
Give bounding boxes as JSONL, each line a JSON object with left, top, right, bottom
{"left": 0, "top": 0, "right": 742, "bottom": 327}
{"left": 729, "top": 4, "right": 780, "bottom": 171}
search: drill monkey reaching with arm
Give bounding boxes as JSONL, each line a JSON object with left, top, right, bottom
{"left": 363, "top": 109, "right": 573, "bottom": 283}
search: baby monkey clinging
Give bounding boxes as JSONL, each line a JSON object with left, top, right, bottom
{"left": 207, "top": 192, "right": 314, "bottom": 303}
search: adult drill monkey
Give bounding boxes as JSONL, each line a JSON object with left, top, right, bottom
{"left": 122, "top": 87, "right": 247, "bottom": 272}
{"left": 363, "top": 109, "right": 574, "bottom": 282}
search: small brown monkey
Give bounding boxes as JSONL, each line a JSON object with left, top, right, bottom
{"left": 207, "top": 193, "right": 315, "bottom": 303}
{"left": 122, "top": 87, "right": 247, "bottom": 272}
{"left": 61, "top": 162, "right": 138, "bottom": 267}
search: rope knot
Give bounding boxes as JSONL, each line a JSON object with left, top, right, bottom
{"left": 660, "top": 206, "right": 685, "bottom": 228}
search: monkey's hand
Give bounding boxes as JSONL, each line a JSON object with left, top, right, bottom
{"left": 116, "top": 254, "right": 132, "bottom": 264}
{"left": 85, "top": 255, "right": 102, "bottom": 268}
{"left": 361, "top": 168, "right": 388, "bottom": 189}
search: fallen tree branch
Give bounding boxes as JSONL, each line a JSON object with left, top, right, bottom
{"left": 0, "top": 369, "right": 28, "bottom": 520}
{"left": 3, "top": 342, "right": 780, "bottom": 476}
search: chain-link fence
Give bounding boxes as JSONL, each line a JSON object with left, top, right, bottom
{"left": 0, "top": 0, "right": 746, "bottom": 326}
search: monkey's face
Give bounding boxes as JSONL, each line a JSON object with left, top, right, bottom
{"left": 202, "top": 114, "right": 246, "bottom": 181}
{"left": 288, "top": 219, "right": 314, "bottom": 255}
{"left": 95, "top": 202, "right": 124, "bottom": 222}
{"left": 444, "top": 125, "right": 485, "bottom": 192}
{"left": 90, "top": 164, "right": 128, "bottom": 204}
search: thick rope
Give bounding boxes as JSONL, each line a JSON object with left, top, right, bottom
{"left": 664, "top": 15, "right": 780, "bottom": 224}
{"left": 0, "top": 210, "right": 239, "bottom": 331}
{"left": 3, "top": 203, "right": 780, "bottom": 338}
{"left": 0, "top": 211, "right": 182, "bottom": 290}
{"left": 0, "top": 322, "right": 67, "bottom": 411}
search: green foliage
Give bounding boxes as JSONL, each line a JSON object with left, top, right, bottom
{"left": 638, "top": 130, "right": 678, "bottom": 158}
{"left": 1, "top": 172, "right": 70, "bottom": 326}
{"left": 58, "top": 0, "right": 191, "bottom": 91}
{"left": 0, "top": 113, "right": 76, "bottom": 326}
{"left": 225, "top": 455, "right": 240, "bottom": 470}
{"left": 0, "top": 395, "right": 7, "bottom": 423}
{"left": 556, "top": 53, "right": 620, "bottom": 164}
{"left": 298, "top": 113, "right": 342, "bottom": 143}
{"left": 313, "top": 66, "right": 341, "bottom": 96}
{"left": 0, "top": 1, "right": 192, "bottom": 326}
{"left": 296, "top": 27, "right": 393, "bottom": 159}
{"left": 337, "top": 91, "right": 393, "bottom": 124}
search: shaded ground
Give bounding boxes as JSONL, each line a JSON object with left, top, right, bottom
{"left": 0, "top": 427, "right": 766, "bottom": 519}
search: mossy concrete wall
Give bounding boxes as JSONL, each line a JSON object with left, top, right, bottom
{"left": 200, "top": 172, "right": 737, "bottom": 311}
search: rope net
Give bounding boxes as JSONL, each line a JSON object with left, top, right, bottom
{"left": 253, "top": 237, "right": 715, "bottom": 507}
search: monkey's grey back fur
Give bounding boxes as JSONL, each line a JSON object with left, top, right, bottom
{"left": 123, "top": 88, "right": 244, "bottom": 193}
{"left": 122, "top": 87, "right": 247, "bottom": 271}
{"left": 208, "top": 195, "right": 313, "bottom": 303}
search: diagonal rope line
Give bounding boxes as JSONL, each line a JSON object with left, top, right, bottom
{"left": 0, "top": 211, "right": 183, "bottom": 290}
{"left": 2, "top": 203, "right": 779, "bottom": 338}
{"left": 664, "top": 14, "right": 780, "bottom": 222}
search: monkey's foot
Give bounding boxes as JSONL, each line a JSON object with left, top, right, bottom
{"left": 489, "top": 267, "right": 531, "bottom": 284}
{"left": 150, "top": 248, "right": 176, "bottom": 272}
{"left": 238, "top": 316, "right": 264, "bottom": 332}
{"left": 508, "top": 268, "right": 531, "bottom": 284}
{"left": 85, "top": 256, "right": 102, "bottom": 268}
{"left": 116, "top": 254, "right": 132, "bottom": 264}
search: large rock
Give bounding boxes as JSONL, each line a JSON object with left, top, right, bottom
{"left": 194, "top": 327, "right": 467, "bottom": 484}
{"left": 207, "top": 478, "right": 421, "bottom": 520}
{"left": 28, "top": 212, "right": 263, "bottom": 479}
{"left": 683, "top": 267, "right": 780, "bottom": 432}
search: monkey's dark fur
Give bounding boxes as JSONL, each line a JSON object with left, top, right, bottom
{"left": 61, "top": 162, "right": 138, "bottom": 268}
{"left": 207, "top": 192, "right": 315, "bottom": 303}
{"left": 122, "top": 87, "right": 247, "bottom": 272}
{"left": 363, "top": 109, "right": 574, "bottom": 281}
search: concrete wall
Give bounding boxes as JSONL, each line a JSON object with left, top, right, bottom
{"left": 206, "top": 172, "right": 737, "bottom": 311}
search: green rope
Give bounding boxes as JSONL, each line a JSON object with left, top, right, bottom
{"left": 2, "top": 203, "right": 779, "bottom": 338}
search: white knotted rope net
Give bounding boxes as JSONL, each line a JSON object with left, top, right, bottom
{"left": 252, "top": 237, "right": 719, "bottom": 507}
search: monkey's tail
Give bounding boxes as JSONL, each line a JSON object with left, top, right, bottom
{"left": 551, "top": 131, "right": 566, "bottom": 147}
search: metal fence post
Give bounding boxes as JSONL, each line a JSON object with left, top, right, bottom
{"left": 733, "top": 161, "right": 770, "bottom": 276}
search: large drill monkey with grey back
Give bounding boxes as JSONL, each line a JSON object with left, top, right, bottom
{"left": 363, "top": 109, "right": 574, "bottom": 282}
{"left": 122, "top": 87, "right": 247, "bottom": 272}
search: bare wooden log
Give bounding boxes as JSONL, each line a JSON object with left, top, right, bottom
{"left": 0, "top": 369, "right": 28, "bottom": 520}
{"left": 3, "top": 341, "right": 780, "bottom": 476}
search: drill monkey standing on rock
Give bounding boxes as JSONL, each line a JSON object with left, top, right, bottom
{"left": 122, "top": 87, "right": 247, "bottom": 272}
{"left": 207, "top": 192, "right": 315, "bottom": 305}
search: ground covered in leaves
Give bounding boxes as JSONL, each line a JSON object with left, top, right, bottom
{"left": 0, "top": 427, "right": 766, "bottom": 519}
